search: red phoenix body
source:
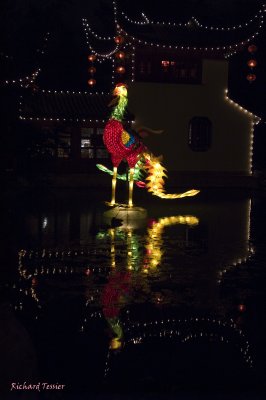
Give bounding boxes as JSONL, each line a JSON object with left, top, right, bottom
{"left": 103, "top": 118, "right": 146, "bottom": 169}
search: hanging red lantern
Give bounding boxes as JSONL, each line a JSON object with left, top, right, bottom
{"left": 88, "top": 78, "right": 96, "bottom": 86}
{"left": 238, "top": 304, "right": 246, "bottom": 312}
{"left": 246, "top": 73, "right": 256, "bottom": 82}
{"left": 115, "top": 51, "right": 125, "bottom": 59}
{"left": 88, "top": 54, "right": 96, "bottom": 62}
{"left": 114, "top": 35, "right": 124, "bottom": 44}
{"left": 247, "top": 44, "right": 258, "bottom": 53}
{"left": 88, "top": 66, "right": 96, "bottom": 74}
{"left": 116, "top": 66, "right": 125, "bottom": 74}
{"left": 247, "top": 59, "right": 257, "bottom": 68}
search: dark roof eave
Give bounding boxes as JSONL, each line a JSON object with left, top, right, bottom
{"left": 20, "top": 91, "right": 135, "bottom": 121}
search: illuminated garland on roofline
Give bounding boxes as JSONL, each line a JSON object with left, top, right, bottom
{"left": 40, "top": 89, "right": 108, "bottom": 95}
{"left": 115, "top": 1, "right": 264, "bottom": 53}
{"left": 224, "top": 88, "right": 261, "bottom": 173}
{"left": 83, "top": 1, "right": 264, "bottom": 59}
{"left": 118, "top": 24, "right": 263, "bottom": 54}
{"left": 18, "top": 116, "right": 111, "bottom": 123}
{"left": 82, "top": 18, "right": 119, "bottom": 58}
{"left": 36, "top": 31, "right": 51, "bottom": 55}
{"left": 120, "top": 5, "right": 265, "bottom": 31}
{"left": 82, "top": 22, "right": 114, "bottom": 41}
{"left": 1, "top": 69, "right": 41, "bottom": 88}
{"left": 18, "top": 90, "right": 134, "bottom": 123}
{"left": 1, "top": 32, "right": 51, "bottom": 87}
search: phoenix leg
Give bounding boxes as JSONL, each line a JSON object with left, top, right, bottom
{"left": 128, "top": 168, "right": 134, "bottom": 207}
{"left": 111, "top": 167, "right": 117, "bottom": 206}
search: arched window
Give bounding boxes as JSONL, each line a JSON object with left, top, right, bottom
{"left": 188, "top": 117, "right": 212, "bottom": 151}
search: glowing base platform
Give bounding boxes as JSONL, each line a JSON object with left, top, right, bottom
{"left": 103, "top": 205, "right": 147, "bottom": 229}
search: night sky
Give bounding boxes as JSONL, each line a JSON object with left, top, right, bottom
{"left": 1, "top": 0, "right": 266, "bottom": 166}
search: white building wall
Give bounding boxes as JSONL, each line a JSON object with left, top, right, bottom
{"left": 128, "top": 59, "right": 253, "bottom": 174}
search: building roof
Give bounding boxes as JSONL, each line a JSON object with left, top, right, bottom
{"left": 119, "top": 16, "right": 262, "bottom": 50}
{"left": 20, "top": 90, "right": 134, "bottom": 122}
{"left": 85, "top": 5, "right": 264, "bottom": 59}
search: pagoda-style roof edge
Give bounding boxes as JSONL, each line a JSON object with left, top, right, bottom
{"left": 19, "top": 90, "right": 134, "bottom": 123}
{"left": 225, "top": 89, "right": 261, "bottom": 123}
{"left": 83, "top": 4, "right": 265, "bottom": 59}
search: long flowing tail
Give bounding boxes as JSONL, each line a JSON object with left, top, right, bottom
{"left": 96, "top": 152, "right": 200, "bottom": 198}
{"left": 143, "top": 152, "right": 200, "bottom": 199}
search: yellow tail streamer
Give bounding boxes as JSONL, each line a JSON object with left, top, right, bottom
{"left": 144, "top": 153, "right": 200, "bottom": 199}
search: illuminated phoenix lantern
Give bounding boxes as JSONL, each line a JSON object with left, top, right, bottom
{"left": 97, "top": 83, "right": 200, "bottom": 207}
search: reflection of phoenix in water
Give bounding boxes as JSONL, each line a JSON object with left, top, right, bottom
{"left": 144, "top": 215, "right": 199, "bottom": 271}
{"left": 101, "top": 271, "right": 131, "bottom": 350}
{"left": 101, "top": 214, "right": 199, "bottom": 350}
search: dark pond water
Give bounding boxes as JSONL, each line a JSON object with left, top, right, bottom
{"left": 1, "top": 188, "right": 266, "bottom": 399}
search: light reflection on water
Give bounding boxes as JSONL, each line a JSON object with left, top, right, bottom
{"left": 3, "top": 191, "right": 266, "bottom": 394}
{"left": 17, "top": 196, "right": 251, "bottom": 311}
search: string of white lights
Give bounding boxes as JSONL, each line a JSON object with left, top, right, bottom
{"left": 18, "top": 256, "right": 104, "bottom": 280}
{"left": 1, "top": 31, "right": 51, "bottom": 87}
{"left": 225, "top": 91, "right": 260, "bottom": 172}
{"left": 36, "top": 31, "right": 51, "bottom": 54}
{"left": 83, "top": 1, "right": 264, "bottom": 63}
{"left": 111, "top": 57, "right": 115, "bottom": 86}
{"left": 191, "top": 12, "right": 264, "bottom": 31}
{"left": 0, "top": 52, "right": 13, "bottom": 60}
{"left": 19, "top": 115, "right": 110, "bottom": 123}
{"left": 224, "top": 89, "right": 260, "bottom": 174}
{"left": 141, "top": 12, "right": 150, "bottom": 23}
{"left": 217, "top": 253, "right": 252, "bottom": 284}
{"left": 39, "top": 89, "right": 108, "bottom": 95}
{"left": 18, "top": 90, "right": 119, "bottom": 123}
{"left": 225, "top": 27, "right": 262, "bottom": 57}
{"left": 101, "top": 317, "right": 253, "bottom": 376}
{"left": 120, "top": 6, "right": 265, "bottom": 31}
{"left": 131, "top": 45, "right": 135, "bottom": 82}
{"left": 118, "top": 17, "right": 263, "bottom": 53}
{"left": 120, "top": 11, "right": 149, "bottom": 26}
{"left": 82, "top": 18, "right": 119, "bottom": 58}
{"left": 82, "top": 18, "right": 113, "bottom": 41}
{"left": 126, "top": 317, "right": 249, "bottom": 341}
{"left": 1, "top": 68, "right": 41, "bottom": 88}
{"left": 224, "top": 89, "right": 261, "bottom": 121}
{"left": 217, "top": 199, "right": 253, "bottom": 284}
{"left": 18, "top": 249, "right": 114, "bottom": 280}
{"left": 113, "top": 0, "right": 118, "bottom": 27}
{"left": 18, "top": 248, "right": 132, "bottom": 259}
